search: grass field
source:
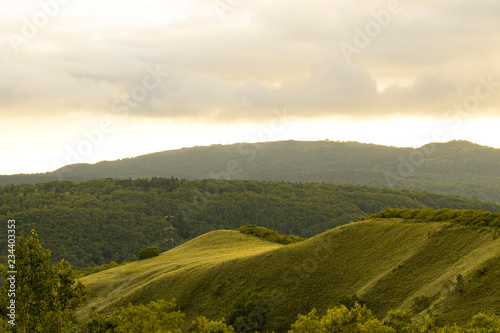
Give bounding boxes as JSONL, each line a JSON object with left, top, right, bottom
{"left": 78, "top": 219, "right": 500, "bottom": 332}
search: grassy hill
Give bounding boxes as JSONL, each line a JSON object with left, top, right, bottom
{"left": 77, "top": 231, "right": 281, "bottom": 319}
{"left": 2, "top": 140, "right": 500, "bottom": 202}
{"left": 78, "top": 212, "right": 500, "bottom": 332}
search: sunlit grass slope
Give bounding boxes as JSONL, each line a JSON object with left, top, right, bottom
{"left": 78, "top": 230, "right": 282, "bottom": 317}
{"left": 78, "top": 219, "right": 500, "bottom": 332}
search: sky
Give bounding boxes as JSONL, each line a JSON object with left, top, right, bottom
{"left": 1, "top": 0, "right": 500, "bottom": 175}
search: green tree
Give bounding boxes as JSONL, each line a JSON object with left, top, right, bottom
{"left": 384, "top": 309, "right": 417, "bottom": 333}
{"left": 469, "top": 313, "right": 500, "bottom": 331}
{"left": 289, "top": 302, "right": 395, "bottom": 333}
{"left": 83, "top": 311, "right": 119, "bottom": 333}
{"left": 413, "top": 295, "right": 432, "bottom": 313}
{"left": 227, "top": 292, "right": 269, "bottom": 333}
{"left": 115, "top": 299, "right": 184, "bottom": 333}
{"left": 191, "top": 316, "right": 235, "bottom": 333}
{"left": 429, "top": 325, "right": 462, "bottom": 333}
{"left": 287, "top": 309, "right": 323, "bottom": 333}
{"left": 337, "top": 294, "right": 366, "bottom": 310}
{"left": 0, "top": 229, "right": 86, "bottom": 332}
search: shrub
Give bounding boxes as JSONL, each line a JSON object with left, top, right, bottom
{"left": 337, "top": 294, "right": 366, "bottom": 309}
{"left": 454, "top": 274, "right": 465, "bottom": 294}
{"left": 138, "top": 246, "right": 160, "bottom": 260}
{"left": 369, "top": 208, "right": 500, "bottom": 229}
{"left": 237, "top": 225, "right": 305, "bottom": 245}
{"left": 78, "top": 261, "right": 125, "bottom": 277}
{"left": 413, "top": 295, "right": 432, "bottom": 313}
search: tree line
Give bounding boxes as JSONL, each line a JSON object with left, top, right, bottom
{"left": 369, "top": 208, "right": 500, "bottom": 228}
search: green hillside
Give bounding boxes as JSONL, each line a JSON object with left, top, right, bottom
{"left": 78, "top": 212, "right": 500, "bottom": 332}
{"left": 2, "top": 178, "right": 500, "bottom": 269}
{"left": 2, "top": 140, "right": 500, "bottom": 202}
{"left": 77, "top": 231, "right": 282, "bottom": 318}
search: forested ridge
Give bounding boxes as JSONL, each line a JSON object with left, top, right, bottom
{"left": 1, "top": 178, "right": 500, "bottom": 269}
{"left": 370, "top": 208, "right": 500, "bottom": 228}
{"left": 2, "top": 140, "right": 500, "bottom": 202}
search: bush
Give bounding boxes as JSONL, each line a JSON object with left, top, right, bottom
{"left": 337, "top": 294, "right": 366, "bottom": 309}
{"left": 237, "top": 225, "right": 305, "bottom": 245}
{"left": 138, "top": 246, "right": 160, "bottom": 260}
{"left": 413, "top": 295, "right": 432, "bottom": 313}
{"left": 369, "top": 208, "right": 500, "bottom": 229}
{"left": 454, "top": 274, "right": 465, "bottom": 294}
{"left": 78, "top": 261, "right": 126, "bottom": 277}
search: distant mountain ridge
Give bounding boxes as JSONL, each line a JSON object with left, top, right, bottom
{"left": 2, "top": 140, "right": 500, "bottom": 202}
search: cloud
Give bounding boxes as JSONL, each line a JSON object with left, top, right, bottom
{"left": 1, "top": 0, "right": 499, "bottom": 122}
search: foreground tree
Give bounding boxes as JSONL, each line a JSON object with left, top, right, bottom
{"left": 84, "top": 299, "right": 184, "bottom": 333}
{"left": 469, "top": 312, "right": 500, "bottom": 331}
{"left": 116, "top": 299, "right": 184, "bottom": 333}
{"left": 83, "top": 299, "right": 235, "bottom": 333}
{"left": 0, "top": 230, "right": 86, "bottom": 332}
{"left": 289, "top": 302, "right": 395, "bottom": 333}
{"left": 227, "top": 292, "right": 270, "bottom": 333}
{"left": 190, "top": 316, "right": 235, "bottom": 333}
{"left": 83, "top": 311, "right": 119, "bottom": 333}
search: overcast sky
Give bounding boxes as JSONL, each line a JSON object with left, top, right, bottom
{"left": 1, "top": 0, "right": 499, "bottom": 175}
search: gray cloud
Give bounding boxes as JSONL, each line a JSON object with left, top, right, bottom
{"left": 1, "top": 0, "right": 499, "bottom": 122}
